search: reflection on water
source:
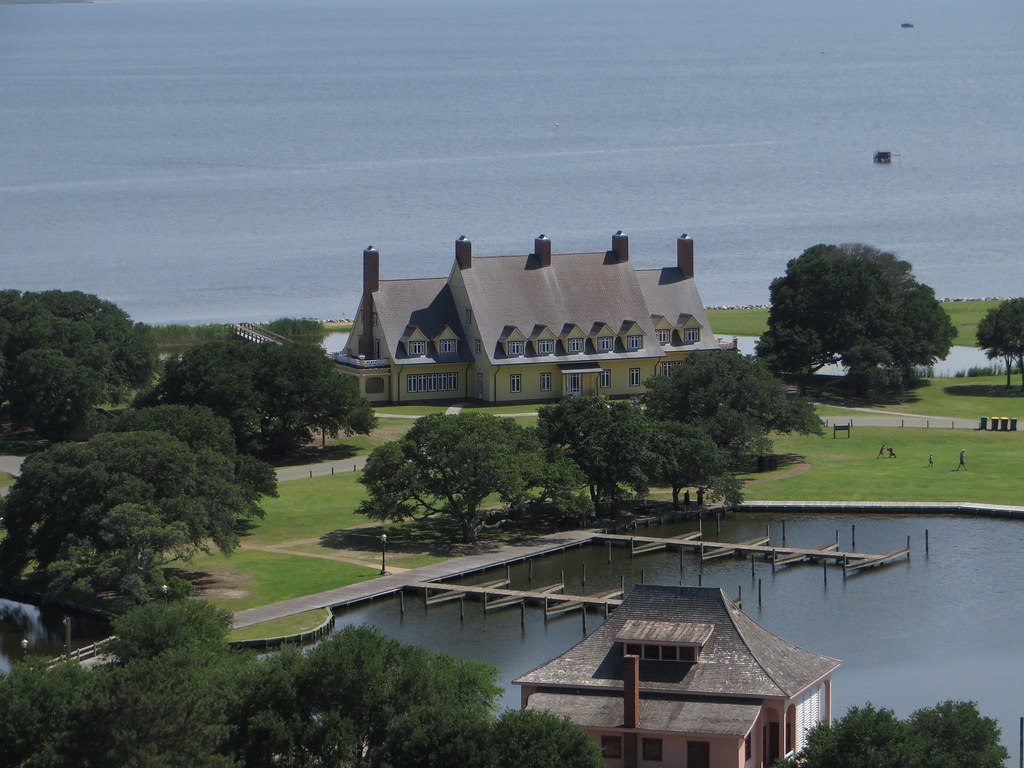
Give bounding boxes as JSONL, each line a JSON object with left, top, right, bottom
{"left": 0, "top": 599, "right": 111, "bottom": 673}
{"left": 335, "top": 513, "right": 1024, "bottom": 763}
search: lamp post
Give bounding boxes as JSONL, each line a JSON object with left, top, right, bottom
{"left": 20, "top": 638, "right": 28, "bottom": 659}
{"left": 161, "top": 583, "right": 169, "bottom": 604}
{"left": 379, "top": 533, "right": 389, "bottom": 576}
{"left": 62, "top": 616, "right": 70, "bottom": 660}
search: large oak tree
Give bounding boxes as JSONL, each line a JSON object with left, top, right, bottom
{"left": 976, "top": 297, "right": 1024, "bottom": 388}
{"left": 756, "top": 244, "right": 956, "bottom": 392}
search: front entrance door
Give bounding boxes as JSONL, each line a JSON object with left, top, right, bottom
{"left": 686, "top": 740, "right": 710, "bottom": 768}
{"left": 565, "top": 372, "right": 581, "bottom": 395}
{"left": 763, "top": 722, "right": 780, "bottom": 766}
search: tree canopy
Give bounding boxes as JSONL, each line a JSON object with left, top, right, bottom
{"left": 784, "top": 700, "right": 1008, "bottom": 768}
{"left": 358, "top": 412, "right": 586, "bottom": 543}
{"left": 756, "top": 244, "right": 956, "bottom": 390}
{"left": 976, "top": 297, "right": 1024, "bottom": 388}
{"left": 536, "top": 397, "right": 654, "bottom": 513}
{"left": 0, "top": 289, "right": 157, "bottom": 440}
{"left": 648, "top": 420, "right": 742, "bottom": 510}
{"left": 1, "top": 614, "right": 605, "bottom": 768}
{"left": 0, "top": 418, "right": 275, "bottom": 601}
{"left": 138, "top": 340, "right": 376, "bottom": 457}
{"left": 643, "top": 352, "right": 821, "bottom": 465}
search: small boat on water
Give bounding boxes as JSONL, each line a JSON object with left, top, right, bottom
{"left": 873, "top": 151, "right": 892, "bottom": 164}
{"left": 901, "top": 22, "right": 914, "bottom": 28}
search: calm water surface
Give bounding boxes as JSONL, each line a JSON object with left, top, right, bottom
{"left": 334, "top": 513, "right": 1024, "bottom": 762}
{"left": 2, "top": 0, "right": 1023, "bottom": 323}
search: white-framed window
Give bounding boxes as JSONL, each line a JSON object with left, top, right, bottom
{"left": 372, "top": 312, "right": 378, "bottom": 327}
{"left": 598, "top": 336, "right": 613, "bottom": 351}
{"left": 507, "top": 340, "right": 525, "bottom": 356}
{"left": 408, "top": 340, "right": 426, "bottom": 356}
{"left": 627, "top": 334, "right": 643, "bottom": 350}
{"left": 657, "top": 328, "right": 670, "bottom": 344}
{"left": 537, "top": 339, "right": 554, "bottom": 355}
{"left": 685, "top": 327, "right": 700, "bottom": 342}
{"left": 475, "top": 338, "right": 481, "bottom": 355}
{"left": 600, "top": 369, "right": 611, "bottom": 388}
{"left": 540, "top": 372, "right": 551, "bottom": 391}
{"left": 510, "top": 373, "right": 521, "bottom": 393}
{"left": 567, "top": 338, "right": 584, "bottom": 353}
{"left": 439, "top": 339, "right": 456, "bottom": 354}
{"left": 407, "top": 372, "right": 458, "bottom": 392}
{"left": 661, "top": 361, "right": 682, "bottom": 377}
{"left": 630, "top": 367, "right": 640, "bottom": 387}
{"left": 566, "top": 372, "right": 582, "bottom": 395}
{"left": 465, "top": 308, "right": 472, "bottom": 324}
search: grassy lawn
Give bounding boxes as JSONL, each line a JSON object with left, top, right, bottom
{"left": 373, "top": 405, "right": 448, "bottom": 416}
{"left": 227, "top": 608, "right": 331, "bottom": 642}
{"left": 818, "top": 376, "right": 1024, "bottom": 421}
{"left": 186, "top": 549, "right": 380, "bottom": 613}
{"left": 0, "top": 472, "right": 13, "bottom": 489}
{"left": 708, "top": 300, "right": 999, "bottom": 344}
{"left": 247, "top": 473, "right": 369, "bottom": 547}
{"left": 746, "top": 426, "right": 1021, "bottom": 505}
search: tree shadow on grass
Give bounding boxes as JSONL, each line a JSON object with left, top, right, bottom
{"left": 320, "top": 517, "right": 466, "bottom": 558}
{"left": 942, "top": 383, "right": 1024, "bottom": 398}
{"left": 272, "top": 442, "right": 360, "bottom": 467}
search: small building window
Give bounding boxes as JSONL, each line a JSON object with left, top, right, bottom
{"left": 642, "top": 738, "right": 663, "bottom": 761}
{"left": 601, "top": 736, "right": 622, "bottom": 759}
{"left": 661, "top": 361, "right": 681, "bottom": 378}
{"left": 439, "top": 339, "right": 456, "bottom": 354}
{"left": 597, "top": 336, "right": 613, "bottom": 351}
{"left": 465, "top": 308, "right": 472, "bottom": 324}
{"left": 745, "top": 734, "right": 752, "bottom": 760}
{"left": 627, "top": 334, "right": 643, "bottom": 350}
{"left": 540, "top": 372, "right": 551, "bottom": 391}
{"left": 630, "top": 367, "right": 641, "bottom": 387}
{"left": 475, "top": 339, "right": 481, "bottom": 355}
{"left": 408, "top": 340, "right": 426, "bottom": 356}
{"left": 600, "top": 369, "right": 611, "bottom": 388}
{"left": 538, "top": 339, "right": 554, "bottom": 355}
{"left": 507, "top": 340, "right": 525, "bottom": 357}
{"left": 567, "top": 338, "right": 584, "bottom": 353}
{"left": 657, "top": 328, "right": 670, "bottom": 344}
{"left": 685, "top": 327, "right": 700, "bottom": 343}
{"left": 372, "top": 312, "right": 378, "bottom": 327}
{"left": 510, "top": 373, "right": 521, "bottom": 393}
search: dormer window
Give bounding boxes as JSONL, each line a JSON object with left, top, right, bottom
{"left": 567, "top": 338, "right": 584, "bottom": 353}
{"left": 408, "top": 340, "right": 426, "bottom": 356}
{"left": 597, "top": 336, "right": 613, "bottom": 352}
{"left": 684, "top": 328, "right": 700, "bottom": 343}
{"left": 537, "top": 339, "right": 554, "bottom": 355}
{"left": 657, "top": 329, "right": 670, "bottom": 344}
{"left": 507, "top": 340, "right": 525, "bottom": 357}
{"left": 616, "top": 620, "right": 711, "bottom": 664}
{"left": 439, "top": 339, "right": 457, "bottom": 354}
{"left": 627, "top": 334, "right": 643, "bottom": 350}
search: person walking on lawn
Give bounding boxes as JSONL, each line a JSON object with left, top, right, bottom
{"left": 957, "top": 448, "right": 967, "bottom": 470}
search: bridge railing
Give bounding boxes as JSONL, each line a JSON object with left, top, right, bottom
{"left": 233, "top": 323, "right": 293, "bottom": 345}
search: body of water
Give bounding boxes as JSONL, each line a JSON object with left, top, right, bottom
{"left": 2, "top": 0, "right": 1023, "bottom": 324}
{"left": 333, "top": 512, "right": 1024, "bottom": 764}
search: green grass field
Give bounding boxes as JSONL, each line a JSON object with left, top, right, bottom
{"left": 820, "top": 375, "right": 1024, "bottom": 420}
{"left": 227, "top": 609, "right": 331, "bottom": 642}
{"left": 708, "top": 300, "right": 1000, "bottom": 344}
{"left": 746, "top": 426, "right": 1020, "bottom": 505}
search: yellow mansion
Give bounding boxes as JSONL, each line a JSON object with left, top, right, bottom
{"left": 336, "top": 232, "right": 731, "bottom": 405}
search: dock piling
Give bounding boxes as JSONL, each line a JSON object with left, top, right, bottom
{"left": 926, "top": 529, "right": 930, "bottom": 555}
{"left": 400, "top": 591, "right": 405, "bottom": 614}
{"left": 529, "top": 559, "right": 533, "bottom": 581}
{"left": 758, "top": 578, "right": 762, "bottom": 608}
{"left": 581, "top": 562, "right": 586, "bottom": 587}
{"left": 608, "top": 542, "right": 612, "bottom": 563}
{"left": 782, "top": 520, "right": 786, "bottom": 546}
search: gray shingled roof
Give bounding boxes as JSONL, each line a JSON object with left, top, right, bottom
{"left": 454, "top": 252, "right": 668, "bottom": 365}
{"left": 527, "top": 691, "right": 762, "bottom": 737}
{"left": 616, "top": 619, "right": 714, "bottom": 645}
{"left": 514, "top": 585, "right": 839, "bottom": 699}
{"left": 635, "top": 268, "right": 721, "bottom": 352}
{"left": 372, "top": 279, "right": 473, "bottom": 365}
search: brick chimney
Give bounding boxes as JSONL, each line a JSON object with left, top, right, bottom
{"left": 360, "top": 246, "right": 379, "bottom": 358}
{"left": 456, "top": 235, "right": 472, "bottom": 269}
{"left": 623, "top": 654, "right": 640, "bottom": 728}
{"left": 677, "top": 234, "right": 694, "bottom": 278}
{"left": 534, "top": 235, "right": 551, "bottom": 267}
{"left": 612, "top": 230, "right": 629, "bottom": 262}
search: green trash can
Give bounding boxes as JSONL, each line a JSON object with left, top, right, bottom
{"left": 1011, "top": 418, "right": 1018, "bottom": 431}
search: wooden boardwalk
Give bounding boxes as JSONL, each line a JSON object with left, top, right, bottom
{"left": 232, "top": 523, "right": 912, "bottom": 629}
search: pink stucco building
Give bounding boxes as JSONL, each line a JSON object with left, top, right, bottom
{"left": 514, "top": 585, "right": 838, "bottom": 768}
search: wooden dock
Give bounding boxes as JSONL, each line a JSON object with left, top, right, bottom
{"left": 405, "top": 580, "right": 624, "bottom": 616}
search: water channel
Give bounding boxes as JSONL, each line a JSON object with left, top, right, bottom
{"left": 333, "top": 512, "right": 1024, "bottom": 762}
{"left": 1, "top": 511, "right": 1021, "bottom": 763}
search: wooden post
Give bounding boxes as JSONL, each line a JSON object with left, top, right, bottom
{"left": 765, "top": 523, "right": 770, "bottom": 541}
{"left": 851, "top": 524, "right": 856, "bottom": 550}
{"left": 758, "top": 578, "right": 762, "bottom": 608}
{"left": 460, "top": 596, "right": 465, "bottom": 620}
{"left": 716, "top": 513, "right": 721, "bottom": 535}
{"left": 608, "top": 542, "right": 612, "bottom": 563}
{"left": 604, "top": 602, "right": 610, "bottom": 618}
{"left": 823, "top": 559, "right": 828, "bottom": 586}
{"left": 698, "top": 572, "right": 702, "bottom": 586}
{"left": 400, "top": 591, "right": 405, "bottom": 614}
{"left": 738, "top": 584, "right": 743, "bottom": 603}
{"left": 630, "top": 538, "right": 635, "bottom": 558}
{"left": 506, "top": 564, "right": 511, "bottom": 581}
{"left": 520, "top": 602, "right": 526, "bottom": 627}
{"left": 529, "top": 559, "right": 534, "bottom": 581}
{"left": 772, "top": 549, "right": 777, "bottom": 570}
{"left": 751, "top": 555, "right": 755, "bottom": 579}
{"left": 582, "top": 562, "right": 587, "bottom": 587}
{"left": 560, "top": 569, "right": 564, "bottom": 585}
{"left": 582, "top": 607, "right": 587, "bottom": 634}
{"left": 782, "top": 519, "right": 786, "bottom": 546}
{"left": 641, "top": 568, "right": 645, "bottom": 585}
{"left": 926, "top": 529, "right": 930, "bottom": 555}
